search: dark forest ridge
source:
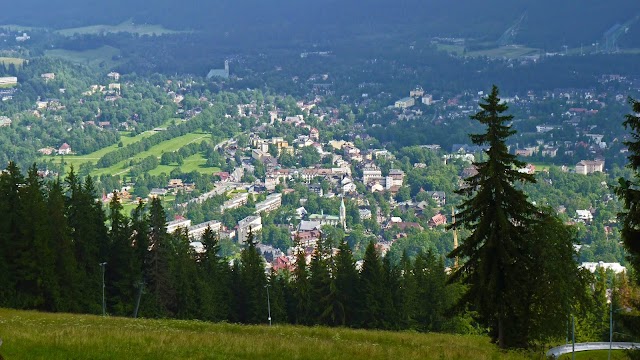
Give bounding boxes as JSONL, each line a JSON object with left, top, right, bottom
{"left": 1, "top": 0, "right": 639, "bottom": 49}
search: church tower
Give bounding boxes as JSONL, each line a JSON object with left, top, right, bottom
{"left": 340, "top": 195, "right": 347, "bottom": 231}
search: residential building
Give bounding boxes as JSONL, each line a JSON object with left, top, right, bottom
{"left": 58, "top": 143, "right": 72, "bottom": 155}
{"left": 421, "top": 94, "right": 433, "bottom": 105}
{"left": 41, "top": 73, "right": 55, "bottom": 81}
{"left": 575, "top": 160, "right": 604, "bottom": 175}
{"left": 362, "top": 163, "right": 383, "bottom": 185}
{"left": 220, "top": 193, "right": 249, "bottom": 213}
{"left": 428, "top": 213, "right": 447, "bottom": 228}
{"left": 581, "top": 261, "right": 626, "bottom": 274}
{"left": 255, "top": 193, "right": 282, "bottom": 214}
{"left": 0, "top": 116, "right": 11, "bottom": 127}
{"left": 237, "top": 215, "right": 262, "bottom": 244}
{"left": 576, "top": 209, "right": 594, "bottom": 222}
{"left": 388, "top": 169, "right": 405, "bottom": 186}
{"left": 167, "top": 218, "right": 192, "bottom": 233}
{"left": 394, "top": 97, "right": 415, "bottom": 109}
{"left": 308, "top": 183, "right": 324, "bottom": 197}
{"left": 188, "top": 220, "right": 222, "bottom": 239}
{"left": 426, "top": 191, "right": 446, "bottom": 207}
{"left": 0, "top": 77, "right": 17, "bottom": 86}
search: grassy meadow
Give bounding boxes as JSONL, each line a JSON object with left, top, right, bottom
{"left": 0, "top": 57, "right": 26, "bottom": 68}
{"left": 44, "top": 46, "right": 122, "bottom": 68}
{"left": 0, "top": 308, "right": 535, "bottom": 360}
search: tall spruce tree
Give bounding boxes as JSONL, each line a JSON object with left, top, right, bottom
{"left": 238, "top": 228, "right": 267, "bottom": 324}
{"left": 146, "top": 197, "right": 175, "bottom": 317}
{"left": 47, "top": 179, "right": 80, "bottom": 312}
{"left": 448, "top": 86, "right": 539, "bottom": 348}
{"left": 359, "top": 240, "right": 385, "bottom": 329}
{"left": 0, "top": 162, "right": 23, "bottom": 306}
{"left": 616, "top": 98, "right": 640, "bottom": 276}
{"left": 106, "top": 192, "right": 136, "bottom": 316}
{"left": 292, "top": 248, "right": 312, "bottom": 325}
{"left": 332, "top": 239, "right": 358, "bottom": 326}
{"left": 309, "top": 237, "right": 331, "bottom": 324}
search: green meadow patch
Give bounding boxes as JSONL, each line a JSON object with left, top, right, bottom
{"left": 45, "top": 45, "right": 122, "bottom": 68}
{"left": 0, "top": 308, "right": 532, "bottom": 360}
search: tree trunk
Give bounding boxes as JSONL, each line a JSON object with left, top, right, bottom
{"left": 498, "top": 316, "right": 505, "bottom": 348}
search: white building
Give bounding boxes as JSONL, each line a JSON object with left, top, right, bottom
{"left": 237, "top": 215, "right": 262, "bottom": 244}
{"left": 581, "top": 261, "right": 626, "bottom": 274}
{"left": 220, "top": 193, "right": 249, "bottom": 213}
{"left": 167, "top": 218, "right": 192, "bottom": 233}
{"left": 575, "top": 209, "right": 593, "bottom": 222}
{"left": 576, "top": 160, "right": 604, "bottom": 175}
{"left": 395, "top": 97, "right": 415, "bottom": 109}
{"left": 188, "top": 220, "right": 222, "bottom": 239}
{"left": 0, "top": 77, "right": 18, "bottom": 86}
{"left": 255, "top": 193, "right": 282, "bottom": 214}
{"left": 421, "top": 94, "right": 433, "bottom": 105}
{"left": 362, "top": 164, "right": 383, "bottom": 185}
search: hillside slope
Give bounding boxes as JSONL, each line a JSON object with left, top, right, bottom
{"left": 0, "top": 308, "right": 531, "bottom": 359}
{"left": 1, "top": 0, "right": 638, "bottom": 49}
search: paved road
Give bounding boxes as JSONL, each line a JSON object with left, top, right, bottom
{"left": 547, "top": 342, "right": 640, "bottom": 358}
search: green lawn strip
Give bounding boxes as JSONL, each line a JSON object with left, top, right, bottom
{"left": 92, "top": 132, "right": 212, "bottom": 177}
{"left": 41, "top": 131, "right": 155, "bottom": 173}
{"left": 44, "top": 46, "right": 122, "bottom": 68}
{"left": 147, "top": 153, "right": 220, "bottom": 176}
{"left": 0, "top": 308, "right": 531, "bottom": 360}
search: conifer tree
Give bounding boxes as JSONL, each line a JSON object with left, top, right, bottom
{"left": 0, "top": 162, "right": 23, "bottom": 306}
{"left": 616, "top": 98, "right": 640, "bottom": 276}
{"left": 146, "top": 197, "right": 175, "bottom": 316}
{"left": 16, "top": 164, "right": 59, "bottom": 309}
{"left": 333, "top": 239, "right": 358, "bottom": 326}
{"left": 309, "top": 237, "right": 331, "bottom": 324}
{"left": 238, "top": 228, "right": 267, "bottom": 323}
{"left": 359, "top": 240, "right": 385, "bottom": 329}
{"left": 106, "top": 192, "right": 136, "bottom": 316}
{"left": 199, "top": 226, "right": 230, "bottom": 321}
{"left": 292, "top": 248, "right": 312, "bottom": 325}
{"left": 448, "top": 86, "right": 538, "bottom": 348}
{"left": 47, "top": 179, "right": 80, "bottom": 312}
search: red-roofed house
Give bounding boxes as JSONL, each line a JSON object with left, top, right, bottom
{"left": 58, "top": 143, "right": 72, "bottom": 155}
{"left": 428, "top": 213, "right": 447, "bottom": 228}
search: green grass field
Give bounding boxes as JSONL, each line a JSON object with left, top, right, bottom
{"left": 0, "top": 308, "right": 532, "bottom": 360}
{"left": 558, "top": 349, "right": 630, "bottom": 359}
{"left": 147, "top": 153, "right": 220, "bottom": 176}
{"left": 90, "top": 131, "right": 214, "bottom": 177}
{"left": 46, "top": 131, "right": 155, "bottom": 173}
{"left": 55, "top": 20, "right": 182, "bottom": 37}
{"left": 44, "top": 45, "right": 122, "bottom": 68}
{"left": 0, "top": 56, "right": 26, "bottom": 68}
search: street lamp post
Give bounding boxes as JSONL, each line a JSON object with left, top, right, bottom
{"left": 572, "top": 314, "right": 576, "bottom": 360}
{"left": 99, "top": 262, "right": 107, "bottom": 316}
{"left": 265, "top": 284, "right": 272, "bottom": 326}
{"left": 609, "top": 299, "right": 613, "bottom": 360}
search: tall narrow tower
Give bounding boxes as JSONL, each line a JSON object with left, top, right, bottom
{"left": 224, "top": 60, "right": 229, "bottom": 77}
{"left": 340, "top": 195, "right": 347, "bottom": 231}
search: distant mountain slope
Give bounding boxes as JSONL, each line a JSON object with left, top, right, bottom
{"left": 1, "top": 0, "right": 638, "bottom": 49}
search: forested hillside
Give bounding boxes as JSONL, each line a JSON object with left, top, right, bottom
{"left": 1, "top": 0, "right": 638, "bottom": 49}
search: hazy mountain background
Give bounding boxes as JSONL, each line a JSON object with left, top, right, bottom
{"left": 2, "top": 0, "right": 639, "bottom": 49}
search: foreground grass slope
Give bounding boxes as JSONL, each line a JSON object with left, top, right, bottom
{"left": 0, "top": 308, "right": 531, "bottom": 360}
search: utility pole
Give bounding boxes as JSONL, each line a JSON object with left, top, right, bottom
{"left": 99, "top": 262, "right": 107, "bottom": 316}
{"left": 572, "top": 314, "right": 576, "bottom": 360}
{"left": 133, "top": 280, "right": 144, "bottom": 318}
{"left": 265, "top": 284, "right": 272, "bottom": 326}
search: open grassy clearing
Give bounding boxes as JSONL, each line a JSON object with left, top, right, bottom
{"left": 558, "top": 349, "right": 630, "bottom": 359}
{"left": 44, "top": 45, "right": 122, "bottom": 68}
{"left": 0, "top": 308, "right": 533, "bottom": 360}
{"left": 43, "top": 131, "right": 155, "bottom": 173}
{"left": 0, "top": 56, "right": 26, "bottom": 68}
{"left": 55, "top": 20, "right": 183, "bottom": 37}
{"left": 91, "top": 132, "right": 213, "bottom": 177}
{"left": 0, "top": 24, "right": 43, "bottom": 32}
{"left": 147, "top": 153, "right": 220, "bottom": 176}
